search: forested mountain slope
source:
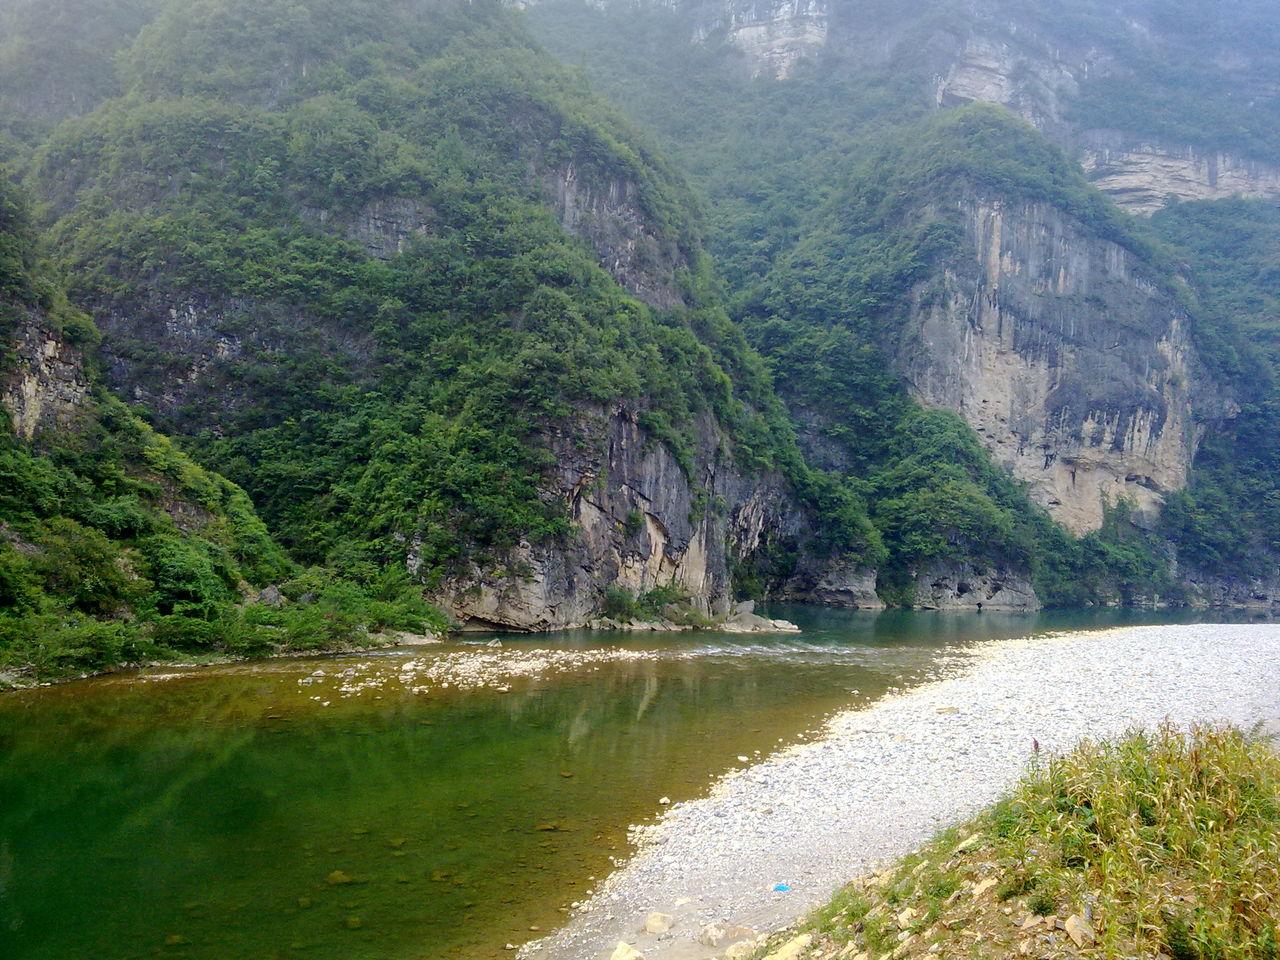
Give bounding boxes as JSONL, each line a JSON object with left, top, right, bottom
{"left": 523, "top": 0, "right": 1280, "bottom": 606}
{"left": 6, "top": 0, "right": 882, "bottom": 636}
{"left": 1, "top": 180, "right": 447, "bottom": 685}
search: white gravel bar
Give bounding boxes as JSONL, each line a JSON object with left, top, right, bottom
{"left": 524, "top": 623, "right": 1280, "bottom": 960}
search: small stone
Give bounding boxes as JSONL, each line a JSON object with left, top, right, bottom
{"left": 1065, "top": 914, "right": 1095, "bottom": 948}
{"left": 343, "top": 916, "right": 363, "bottom": 930}
{"left": 896, "top": 907, "right": 917, "bottom": 928}
{"left": 765, "top": 934, "right": 813, "bottom": 960}
{"left": 972, "top": 877, "right": 998, "bottom": 898}
{"left": 699, "top": 923, "right": 727, "bottom": 947}
{"left": 724, "top": 943, "right": 756, "bottom": 960}
{"left": 953, "top": 832, "right": 984, "bottom": 855}
{"left": 326, "top": 870, "right": 354, "bottom": 885}
{"left": 658, "top": 797, "right": 671, "bottom": 805}
{"left": 644, "top": 912, "right": 674, "bottom": 935}
{"left": 936, "top": 706, "right": 960, "bottom": 715}
{"left": 164, "top": 935, "right": 187, "bottom": 946}
{"left": 610, "top": 943, "right": 643, "bottom": 960}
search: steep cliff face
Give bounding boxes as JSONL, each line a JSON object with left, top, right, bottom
{"left": 537, "top": 159, "right": 690, "bottom": 310}
{"left": 542, "top": 0, "right": 1280, "bottom": 214}
{"left": 1, "top": 308, "right": 89, "bottom": 440}
{"left": 694, "top": 0, "right": 829, "bottom": 78}
{"left": 1079, "top": 135, "right": 1280, "bottom": 216}
{"left": 910, "top": 559, "right": 1040, "bottom": 611}
{"left": 897, "top": 196, "right": 1209, "bottom": 534}
{"left": 432, "top": 404, "right": 873, "bottom": 629}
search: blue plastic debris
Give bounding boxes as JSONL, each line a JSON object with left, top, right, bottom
{"left": 773, "top": 883, "right": 791, "bottom": 892}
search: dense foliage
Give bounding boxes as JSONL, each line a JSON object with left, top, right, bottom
{"left": 18, "top": 0, "right": 881, "bottom": 592}
{"left": 3, "top": 0, "right": 1279, "bottom": 648}
{"left": 0, "top": 183, "right": 443, "bottom": 686}
{"left": 1152, "top": 199, "right": 1280, "bottom": 576}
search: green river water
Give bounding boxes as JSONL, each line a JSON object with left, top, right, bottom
{"left": 0, "top": 606, "right": 1259, "bottom": 960}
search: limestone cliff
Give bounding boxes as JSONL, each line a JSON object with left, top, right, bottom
{"left": 691, "top": 0, "right": 830, "bottom": 79}
{"left": 909, "top": 559, "right": 1040, "bottom": 612}
{"left": 1, "top": 309, "right": 89, "bottom": 440}
{"left": 431, "top": 404, "right": 876, "bottom": 629}
{"left": 537, "top": 158, "right": 690, "bottom": 310}
{"left": 896, "top": 196, "right": 1212, "bottom": 535}
{"left": 1079, "top": 135, "right": 1280, "bottom": 216}
{"left": 540, "top": 0, "right": 1280, "bottom": 214}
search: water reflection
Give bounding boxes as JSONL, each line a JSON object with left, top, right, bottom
{"left": 0, "top": 605, "right": 1265, "bottom": 960}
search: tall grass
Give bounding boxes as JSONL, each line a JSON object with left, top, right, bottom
{"left": 997, "top": 724, "right": 1280, "bottom": 958}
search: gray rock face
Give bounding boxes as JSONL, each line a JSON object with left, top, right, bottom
{"left": 534, "top": 0, "right": 1280, "bottom": 213}
{"left": 896, "top": 195, "right": 1219, "bottom": 535}
{"left": 1079, "top": 134, "right": 1280, "bottom": 215}
{"left": 300, "top": 197, "right": 437, "bottom": 260}
{"left": 1, "top": 309, "right": 89, "bottom": 440}
{"left": 538, "top": 159, "right": 689, "bottom": 310}
{"left": 1178, "top": 567, "right": 1280, "bottom": 611}
{"left": 432, "top": 404, "right": 861, "bottom": 629}
{"left": 909, "top": 559, "right": 1040, "bottom": 611}
{"left": 781, "top": 557, "right": 883, "bottom": 609}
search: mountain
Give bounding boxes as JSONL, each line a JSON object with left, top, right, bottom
{"left": 6, "top": 0, "right": 882, "bottom": 638}
{"left": 2, "top": 0, "right": 1278, "bottom": 662}
{"left": 1, "top": 179, "right": 449, "bottom": 685}
{"left": 521, "top": 0, "right": 1280, "bottom": 606}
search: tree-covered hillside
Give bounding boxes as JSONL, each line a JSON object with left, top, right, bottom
{"left": 522, "top": 0, "right": 1280, "bottom": 602}
{"left": 7, "top": 0, "right": 881, "bottom": 633}
{"left": 1, "top": 181, "right": 444, "bottom": 685}
{"left": 3, "top": 0, "right": 1279, "bottom": 643}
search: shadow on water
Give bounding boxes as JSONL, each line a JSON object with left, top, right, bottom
{"left": 0, "top": 605, "right": 1268, "bottom": 959}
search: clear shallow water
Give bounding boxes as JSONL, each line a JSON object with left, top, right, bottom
{"left": 0, "top": 606, "right": 1267, "bottom": 960}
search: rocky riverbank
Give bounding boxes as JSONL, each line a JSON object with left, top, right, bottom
{"left": 524, "top": 624, "right": 1280, "bottom": 960}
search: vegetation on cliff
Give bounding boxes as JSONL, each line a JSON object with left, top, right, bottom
{"left": 12, "top": 0, "right": 882, "bottom": 602}
{"left": 2, "top": 0, "right": 1279, "bottom": 629}
{"left": 524, "top": 2, "right": 1280, "bottom": 604}
{"left": 1, "top": 182, "right": 443, "bottom": 686}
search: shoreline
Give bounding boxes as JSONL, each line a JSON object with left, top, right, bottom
{"left": 0, "top": 609, "right": 802, "bottom": 693}
{"left": 524, "top": 623, "right": 1280, "bottom": 960}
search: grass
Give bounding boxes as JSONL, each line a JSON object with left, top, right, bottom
{"left": 755, "top": 724, "right": 1280, "bottom": 960}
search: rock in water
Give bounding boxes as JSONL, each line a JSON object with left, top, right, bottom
{"left": 644, "top": 912, "right": 674, "bottom": 934}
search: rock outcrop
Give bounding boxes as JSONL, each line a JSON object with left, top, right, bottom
{"left": 300, "top": 197, "right": 437, "bottom": 260}
{"left": 431, "top": 404, "right": 840, "bottom": 629}
{"left": 1079, "top": 135, "right": 1280, "bottom": 215}
{"left": 896, "top": 196, "right": 1212, "bottom": 535}
{"left": 1, "top": 309, "right": 89, "bottom": 440}
{"left": 537, "top": 158, "right": 690, "bottom": 311}
{"left": 909, "top": 560, "right": 1040, "bottom": 611}
{"left": 543, "top": 1, "right": 1280, "bottom": 213}
{"left": 691, "top": 0, "right": 830, "bottom": 79}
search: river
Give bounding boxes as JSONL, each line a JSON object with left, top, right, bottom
{"left": 0, "top": 606, "right": 1264, "bottom": 960}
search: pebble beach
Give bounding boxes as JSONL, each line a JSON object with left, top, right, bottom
{"left": 524, "top": 624, "right": 1280, "bottom": 960}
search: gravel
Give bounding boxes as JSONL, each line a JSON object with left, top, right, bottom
{"left": 523, "top": 624, "right": 1280, "bottom": 960}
